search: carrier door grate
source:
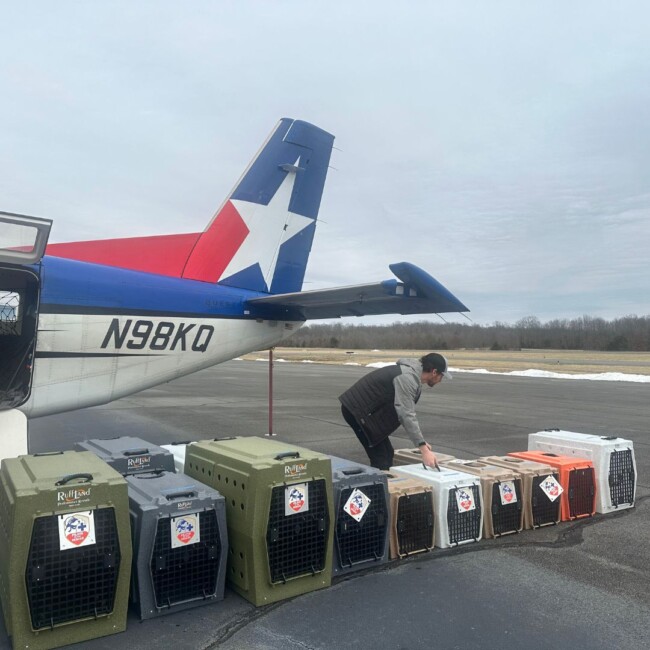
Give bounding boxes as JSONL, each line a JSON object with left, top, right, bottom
{"left": 336, "top": 484, "right": 387, "bottom": 567}
{"left": 568, "top": 468, "right": 595, "bottom": 518}
{"left": 266, "top": 479, "right": 329, "bottom": 584}
{"left": 447, "top": 485, "right": 481, "bottom": 545}
{"left": 151, "top": 509, "right": 220, "bottom": 608}
{"left": 490, "top": 479, "right": 523, "bottom": 535}
{"left": 609, "top": 449, "right": 635, "bottom": 507}
{"left": 396, "top": 491, "right": 434, "bottom": 555}
{"left": 25, "top": 508, "right": 121, "bottom": 630}
{"left": 531, "top": 473, "right": 561, "bottom": 527}
{"left": 0, "top": 291, "right": 20, "bottom": 336}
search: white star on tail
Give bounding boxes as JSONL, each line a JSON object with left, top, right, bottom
{"left": 219, "top": 165, "right": 312, "bottom": 289}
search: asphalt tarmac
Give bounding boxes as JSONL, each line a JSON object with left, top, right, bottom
{"left": 3, "top": 360, "right": 648, "bottom": 649}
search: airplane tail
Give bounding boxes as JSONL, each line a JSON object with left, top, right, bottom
{"left": 182, "top": 118, "right": 334, "bottom": 293}
{"left": 46, "top": 119, "right": 335, "bottom": 294}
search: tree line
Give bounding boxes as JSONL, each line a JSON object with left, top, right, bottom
{"left": 285, "top": 315, "right": 650, "bottom": 351}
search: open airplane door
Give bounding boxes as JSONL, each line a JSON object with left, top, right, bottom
{"left": 0, "top": 212, "right": 51, "bottom": 443}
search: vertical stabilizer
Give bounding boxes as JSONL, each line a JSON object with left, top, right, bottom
{"left": 182, "top": 119, "right": 334, "bottom": 293}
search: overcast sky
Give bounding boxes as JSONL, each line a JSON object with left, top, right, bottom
{"left": 2, "top": 1, "right": 649, "bottom": 325}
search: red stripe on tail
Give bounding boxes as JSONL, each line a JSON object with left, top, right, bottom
{"left": 46, "top": 233, "right": 200, "bottom": 277}
{"left": 182, "top": 201, "right": 249, "bottom": 283}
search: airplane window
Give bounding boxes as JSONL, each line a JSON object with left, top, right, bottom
{"left": 0, "top": 223, "right": 37, "bottom": 253}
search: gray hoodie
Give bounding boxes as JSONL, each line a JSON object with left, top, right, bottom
{"left": 393, "top": 358, "right": 425, "bottom": 445}
{"left": 339, "top": 357, "right": 426, "bottom": 447}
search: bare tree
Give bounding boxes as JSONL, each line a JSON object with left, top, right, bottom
{"left": 287, "top": 315, "right": 650, "bottom": 351}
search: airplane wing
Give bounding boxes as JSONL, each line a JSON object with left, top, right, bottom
{"left": 245, "top": 262, "right": 469, "bottom": 320}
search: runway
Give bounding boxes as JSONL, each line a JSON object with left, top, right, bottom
{"left": 5, "top": 360, "right": 648, "bottom": 649}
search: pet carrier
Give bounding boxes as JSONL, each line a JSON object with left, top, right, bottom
{"left": 75, "top": 436, "right": 176, "bottom": 476}
{"left": 528, "top": 430, "right": 636, "bottom": 513}
{"left": 126, "top": 470, "right": 227, "bottom": 619}
{"left": 329, "top": 456, "right": 389, "bottom": 575}
{"left": 438, "top": 459, "right": 523, "bottom": 538}
{"left": 392, "top": 448, "right": 456, "bottom": 466}
{"left": 184, "top": 436, "right": 333, "bottom": 606}
{"left": 479, "top": 456, "right": 561, "bottom": 529}
{"left": 161, "top": 442, "right": 194, "bottom": 473}
{"left": 508, "top": 451, "right": 595, "bottom": 521}
{"left": 390, "top": 464, "right": 482, "bottom": 548}
{"left": 383, "top": 473, "right": 435, "bottom": 558}
{"left": 0, "top": 451, "right": 131, "bottom": 650}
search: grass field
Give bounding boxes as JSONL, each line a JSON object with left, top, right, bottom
{"left": 239, "top": 347, "right": 650, "bottom": 376}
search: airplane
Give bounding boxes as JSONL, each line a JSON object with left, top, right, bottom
{"left": 0, "top": 118, "right": 468, "bottom": 458}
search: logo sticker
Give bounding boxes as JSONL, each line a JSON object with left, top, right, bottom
{"left": 171, "top": 513, "right": 201, "bottom": 548}
{"left": 499, "top": 480, "right": 518, "bottom": 505}
{"left": 455, "top": 487, "right": 476, "bottom": 513}
{"left": 539, "top": 475, "right": 563, "bottom": 502}
{"left": 57, "top": 487, "right": 92, "bottom": 508}
{"left": 284, "top": 463, "right": 307, "bottom": 478}
{"left": 285, "top": 483, "right": 309, "bottom": 516}
{"left": 127, "top": 455, "right": 151, "bottom": 470}
{"left": 343, "top": 488, "right": 371, "bottom": 522}
{"left": 58, "top": 511, "right": 96, "bottom": 550}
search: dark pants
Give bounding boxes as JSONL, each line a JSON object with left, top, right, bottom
{"left": 341, "top": 405, "right": 394, "bottom": 470}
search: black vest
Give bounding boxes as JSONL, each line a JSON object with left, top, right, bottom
{"left": 339, "top": 364, "right": 409, "bottom": 447}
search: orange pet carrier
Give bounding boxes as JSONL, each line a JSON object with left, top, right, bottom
{"left": 507, "top": 451, "right": 595, "bottom": 521}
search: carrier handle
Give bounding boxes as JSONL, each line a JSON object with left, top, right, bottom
{"left": 342, "top": 468, "right": 363, "bottom": 475}
{"left": 275, "top": 452, "right": 300, "bottom": 460}
{"left": 543, "top": 428, "right": 560, "bottom": 432}
{"left": 123, "top": 448, "right": 149, "bottom": 456}
{"left": 165, "top": 490, "right": 196, "bottom": 501}
{"left": 134, "top": 470, "right": 166, "bottom": 479}
{"left": 213, "top": 436, "right": 237, "bottom": 441}
{"left": 542, "top": 453, "right": 559, "bottom": 457}
{"left": 33, "top": 451, "right": 64, "bottom": 456}
{"left": 55, "top": 473, "right": 93, "bottom": 485}
{"left": 601, "top": 436, "right": 618, "bottom": 440}
{"left": 172, "top": 440, "right": 193, "bottom": 445}
{"left": 422, "top": 462, "right": 441, "bottom": 472}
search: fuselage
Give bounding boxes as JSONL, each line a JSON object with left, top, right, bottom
{"left": 21, "top": 255, "right": 302, "bottom": 418}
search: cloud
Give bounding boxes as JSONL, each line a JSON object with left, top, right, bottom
{"left": 2, "top": 1, "right": 649, "bottom": 324}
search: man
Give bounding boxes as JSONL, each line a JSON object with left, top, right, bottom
{"left": 338, "top": 352, "right": 451, "bottom": 470}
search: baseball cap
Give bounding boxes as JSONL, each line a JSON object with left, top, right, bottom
{"left": 422, "top": 352, "right": 452, "bottom": 380}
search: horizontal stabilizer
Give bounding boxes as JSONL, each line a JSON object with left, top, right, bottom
{"left": 245, "top": 262, "right": 469, "bottom": 320}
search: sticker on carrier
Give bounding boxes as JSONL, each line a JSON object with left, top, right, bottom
{"left": 58, "top": 510, "right": 96, "bottom": 550}
{"left": 499, "top": 481, "right": 518, "bottom": 505}
{"left": 343, "top": 488, "right": 371, "bottom": 522}
{"left": 455, "top": 487, "right": 476, "bottom": 513}
{"left": 171, "top": 513, "right": 201, "bottom": 548}
{"left": 540, "top": 475, "right": 563, "bottom": 502}
{"left": 285, "top": 483, "right": 310, "bottom": 515}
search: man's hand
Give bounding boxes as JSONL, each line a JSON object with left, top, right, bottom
{"left": 419, "top": 443, "right": 439, "bottom": 470}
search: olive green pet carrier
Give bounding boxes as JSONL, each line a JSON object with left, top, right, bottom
{"left": 184, "top": 436, "right": 334, "bottom": 606}
{"left": 0, "top": 451, "right": 131, "bottom": 650}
